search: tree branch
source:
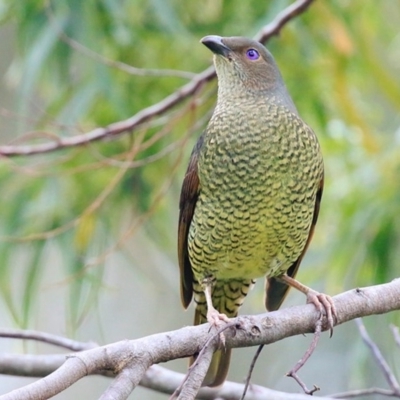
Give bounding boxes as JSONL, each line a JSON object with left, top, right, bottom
{"left": 0, "top": 328, "right": 97, "bottom": 351}
{"left": 332, "top": 320, "right": 400, "bottom": 399}
{"left": 45, "top": 4, "right": 196, "bottom": 80}
{"left": 356, "top": 319, "right": 400, "bottom": 395}
{"left": 100, "top": 365, "right": 143, "bottom": 400}
{"left": 146, "top": 365, "right": 333, "bottom": 400}
{"left": 0, "top": 280, "right": 398, "bottom": 399}
{"left": 390, "top": 324, "right": 400, "bottom": 348}
{"left": 0, "top": 0, "right": 314, "bottom": 157}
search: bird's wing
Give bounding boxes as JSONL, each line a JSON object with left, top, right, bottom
{"left": 178, "top": 134, "right": 204, "bottom": 308}
{"left": 265, "top": 176, "right": 324, "bottom": 311}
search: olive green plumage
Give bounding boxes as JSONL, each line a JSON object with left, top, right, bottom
{"left": 178, "top": 36, "right": 324, "bottom": 387}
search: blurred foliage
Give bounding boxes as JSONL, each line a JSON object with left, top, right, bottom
{"left": 0, "top": 0, "right": 399, "bottom": 388}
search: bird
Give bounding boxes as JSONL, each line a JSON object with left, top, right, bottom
{"left": 177, "top": 35, "right": 336, "bottom": 387}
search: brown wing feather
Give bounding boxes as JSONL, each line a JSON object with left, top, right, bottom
{"left": 178, "top": 135, "right": 204, "bottom": 308}
{"left": 265, "top": 177, "right": 324, "bottom": 311}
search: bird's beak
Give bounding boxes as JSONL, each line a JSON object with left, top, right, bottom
{"left": 201, "top": 35, "right": 231, "bottom": 58}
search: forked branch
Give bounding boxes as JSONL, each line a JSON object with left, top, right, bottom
{"left": 0, "top": 0, "right": 314, "bottom": 157}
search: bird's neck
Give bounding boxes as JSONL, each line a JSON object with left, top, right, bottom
{"left": 216, "top": 85, "right": 298, "bottom": 115}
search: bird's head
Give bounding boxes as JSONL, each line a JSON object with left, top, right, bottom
{"left": 201, "top": 35, "right": 292, "bottom": 107}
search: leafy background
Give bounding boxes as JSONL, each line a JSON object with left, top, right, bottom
{"left": 0, "top": 0, "right": 399, "bottom": 398}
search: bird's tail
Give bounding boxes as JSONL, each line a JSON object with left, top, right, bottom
{"left": 191, "top": 307, "right": 231, "bottom": 387}
{"left": 191, "top": 279, "right": 255, "bottom": 387}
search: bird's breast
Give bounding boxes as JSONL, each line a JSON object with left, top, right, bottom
{"left": 188, "top": 104, "right": 323, "bottom": 282}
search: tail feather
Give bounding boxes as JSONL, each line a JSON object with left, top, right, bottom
{"left": 201, "top": 348, "right": 231, "bottom": 387}
{"left": 191, "top": 279, "right": 255, "bottom": 387}
{"left": 191, "top": 308, "right": 231, "bottom": 387}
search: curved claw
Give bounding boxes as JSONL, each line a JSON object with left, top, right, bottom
{"left": 207, "top": 308, "right": 230, "bottom": 326}
{"left": 306, "top": 290, "right": 337, "bottom": 335}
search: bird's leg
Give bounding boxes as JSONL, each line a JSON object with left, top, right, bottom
{"left": 203, "top": 279, "right": 230, "bottom": 326}
{"left": 203, "top": 279, "right": 230, "bottom": 348}
{"left": 278, "top": 274, "right": 336, "bottom": 331}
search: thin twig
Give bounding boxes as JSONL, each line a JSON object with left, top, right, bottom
{"left": 44, "top": 2, "right": 195, "bottom": 80}
{"left": 255, "top": 0, "right": 314, "bottom": 41}
{"left": 355, "top": 319, "right": 400, "bottom": 395}
{"left": 332, "top": 387, "right": 398, "bottom": 398}
{"left": 0, "top": 0, "right": 315, "bottom": 157}
{"left": 390, "top": 325, "right": 400, "bottom": 348}
{"left": 144, "top": 365, "right": 335, "bottom": 400}
{"left": 0, "top": 65, "right": 213, "bottom": 156}
{"left": 240, "top": 345, "right": 264, "bottom": 400}
{"left": 286, "top": 318, "right": 322, "bottom": 395}
{"left": 0, "top": 328, "right": 97, "bottom": 352}
{"left": 1, "top": 137, "right": 142, "bottom": 243}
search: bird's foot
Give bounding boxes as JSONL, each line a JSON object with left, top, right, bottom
{"left": 277, "top": 274, "right": 337, "bottom": 333}
{"left": 206, "top": 307, "right": 230, "bottom": 345}
{"left": 206, "top": 307, "right": 230, "bottom": 326}
{"left": 306, "top": 289, "right": 337, "bottom": 334}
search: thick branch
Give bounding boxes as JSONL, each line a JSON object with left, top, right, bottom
{"left": 100, "top": 365, "right": 143, "bottom": 400}
{"left": 0, "top": 0, "right": 314, "bottom": 157}
{"left": 0, "top": 280, "right": 399, "bottom": 399}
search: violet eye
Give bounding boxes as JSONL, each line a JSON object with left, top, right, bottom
{"left": 246, "top": 48, "right": 259, "bottom": 60}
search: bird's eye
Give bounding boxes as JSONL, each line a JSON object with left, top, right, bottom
{"left": 246, "top": 48, "right": 260, "bottom": 61}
